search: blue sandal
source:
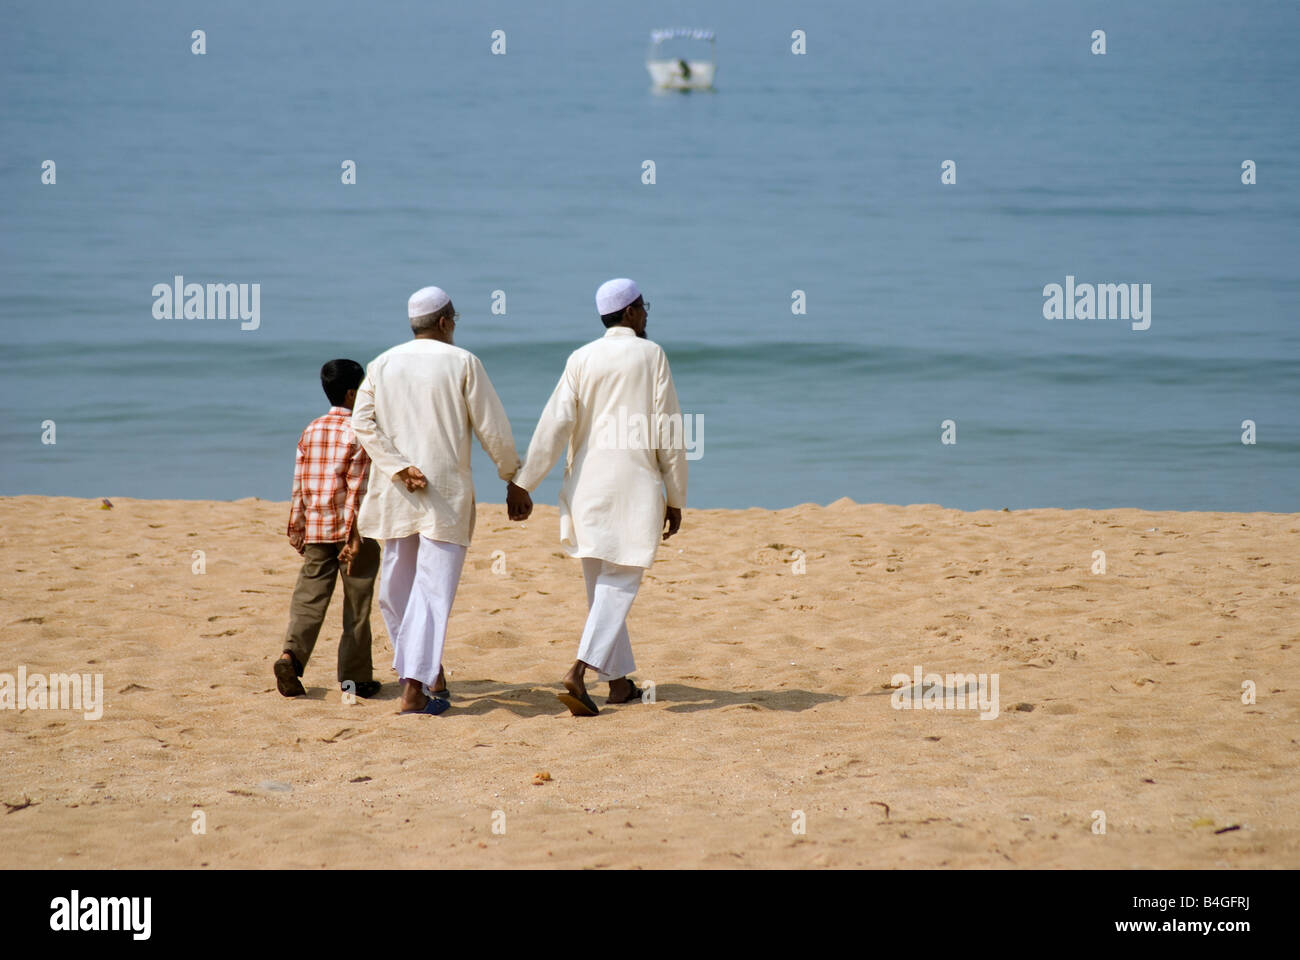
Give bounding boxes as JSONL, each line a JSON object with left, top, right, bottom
{"left": 401, "top": 695, "right": 449, "bottom": 716}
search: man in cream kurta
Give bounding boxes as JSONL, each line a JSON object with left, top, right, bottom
{"left": 353, "top": 285, "right": 532, "bottom": 715}
{"left": 513, "top": 278, "right": 688, "bottom": 716}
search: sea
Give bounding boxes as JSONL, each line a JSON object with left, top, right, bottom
{"left": 3, "top": 0, "right": 1298, "bottom": 512}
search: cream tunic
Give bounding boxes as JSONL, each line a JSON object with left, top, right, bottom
{"left": 352, "top": 338, "right": 520, "bottom": 546}
{"left": 515, "top": 326, "right": 688, "bottom": 569}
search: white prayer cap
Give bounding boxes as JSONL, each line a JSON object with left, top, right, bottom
{"left": 408, "top": 285, "right": 451, "bottom": 319}
{"left": 595, "top": 278, "right": 641, "bottom": 315}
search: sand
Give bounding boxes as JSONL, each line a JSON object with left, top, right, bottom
{"left": 0, "top": 495, "right": 1295, "bottom": 868}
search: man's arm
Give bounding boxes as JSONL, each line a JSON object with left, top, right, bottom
{"left": 350, "top": 370, "right": 424, "bottom": 490}
{"left": 654, "top": 349, "right": 689, "bottom": 539}
{"left": 464, "top": 356, "right": 532, "bottom": 519}
{"left": 287, "top": 436, "right": 307, "bottom": 553}
{"left": 513, "top": 362, "right": 579, "bottom": 493}
{"left": 464, "top": 355, "right": 522, "bottom": 480}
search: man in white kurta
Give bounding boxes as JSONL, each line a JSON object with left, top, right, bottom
{"left": 352, "top": 286, "right": 532, "bottom": 715}
{"left": 513, "top": 278, "right": 688, "bottom": 716}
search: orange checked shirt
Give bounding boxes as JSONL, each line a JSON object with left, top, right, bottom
{"left": 287, "top": 407, "right": 370, "bottom": 547}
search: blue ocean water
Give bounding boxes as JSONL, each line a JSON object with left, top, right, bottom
{"left": 2, "top": 0, "right": 1297, "bottom": 511}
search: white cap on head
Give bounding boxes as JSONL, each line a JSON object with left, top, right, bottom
{"left": 408, "top": 285, "right": 451, "bottom": 319}
{"left": 595, "top": 278, "right": 641, "bottom": 316}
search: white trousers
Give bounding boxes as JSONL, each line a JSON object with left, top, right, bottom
{"left": 577, "top": 557, "right": 644, "bottom": 681}
{"left": 379, "top": 534, "right": 467, "bottom": 688}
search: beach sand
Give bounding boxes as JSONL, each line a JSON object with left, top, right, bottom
{"left": 0, "top": 495, "right": 1295, "bottom": 868}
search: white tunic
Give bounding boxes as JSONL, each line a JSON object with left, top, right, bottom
{"left": 515, "top": 326, "right": 689, "bottom": 569}
{"left": 351, "top": 338, "right": 520, "bottom": 546}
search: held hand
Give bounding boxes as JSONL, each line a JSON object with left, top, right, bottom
{"left": 663, "top": 506, "right": 682, "bottom": 541}
{"left": 506, "top": 482, "right": 532, "bottom": 521}
{"left": 288, "top": 526, "right": 306, "bottom": 554}
{"left": 395, "top": 466, "right": 427, "bottom": 492}
{"left": 339, "top": 530, "right": 361, "bottom": 573}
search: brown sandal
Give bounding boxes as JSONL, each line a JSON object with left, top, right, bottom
{"left": 606, "top": 678, "right": 645, "bottom": 705}
{"left": 557, "top": 690, "right": 600, "bottom": 717}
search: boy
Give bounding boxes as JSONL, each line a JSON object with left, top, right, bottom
{"left": 275, "top": 359, "right": 382, "bottom": 699}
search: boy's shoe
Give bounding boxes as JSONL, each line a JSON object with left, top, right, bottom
{"left": 348, "top": 680, "right": 382, "bottom": 699}
{"left": 274, "top": 658, "right": 306, "bottom": 697}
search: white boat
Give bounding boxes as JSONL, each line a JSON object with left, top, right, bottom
{"left": 646, "top": 28, "right": 716, "bottom": 91}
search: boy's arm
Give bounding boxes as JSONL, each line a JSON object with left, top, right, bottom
{"left": 341, "top": 439, "right": 370, "bottom": 543}
{"left": 287, "top": 436, "right": 307, "bottom": 553}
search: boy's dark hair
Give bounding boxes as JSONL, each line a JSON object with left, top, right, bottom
{"left": 320, "top": 359, "right": 365, "bottom": 406}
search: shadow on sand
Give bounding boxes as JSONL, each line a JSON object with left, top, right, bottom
{"left": 357, "top": 679, "right": 845, "bottom": 717}
{"left": 299, "top": 680, "right": 842, "bottom": 716}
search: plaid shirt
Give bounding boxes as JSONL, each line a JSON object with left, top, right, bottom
{"left": 287, "top": 407, "right": 370, "bottom": 546}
